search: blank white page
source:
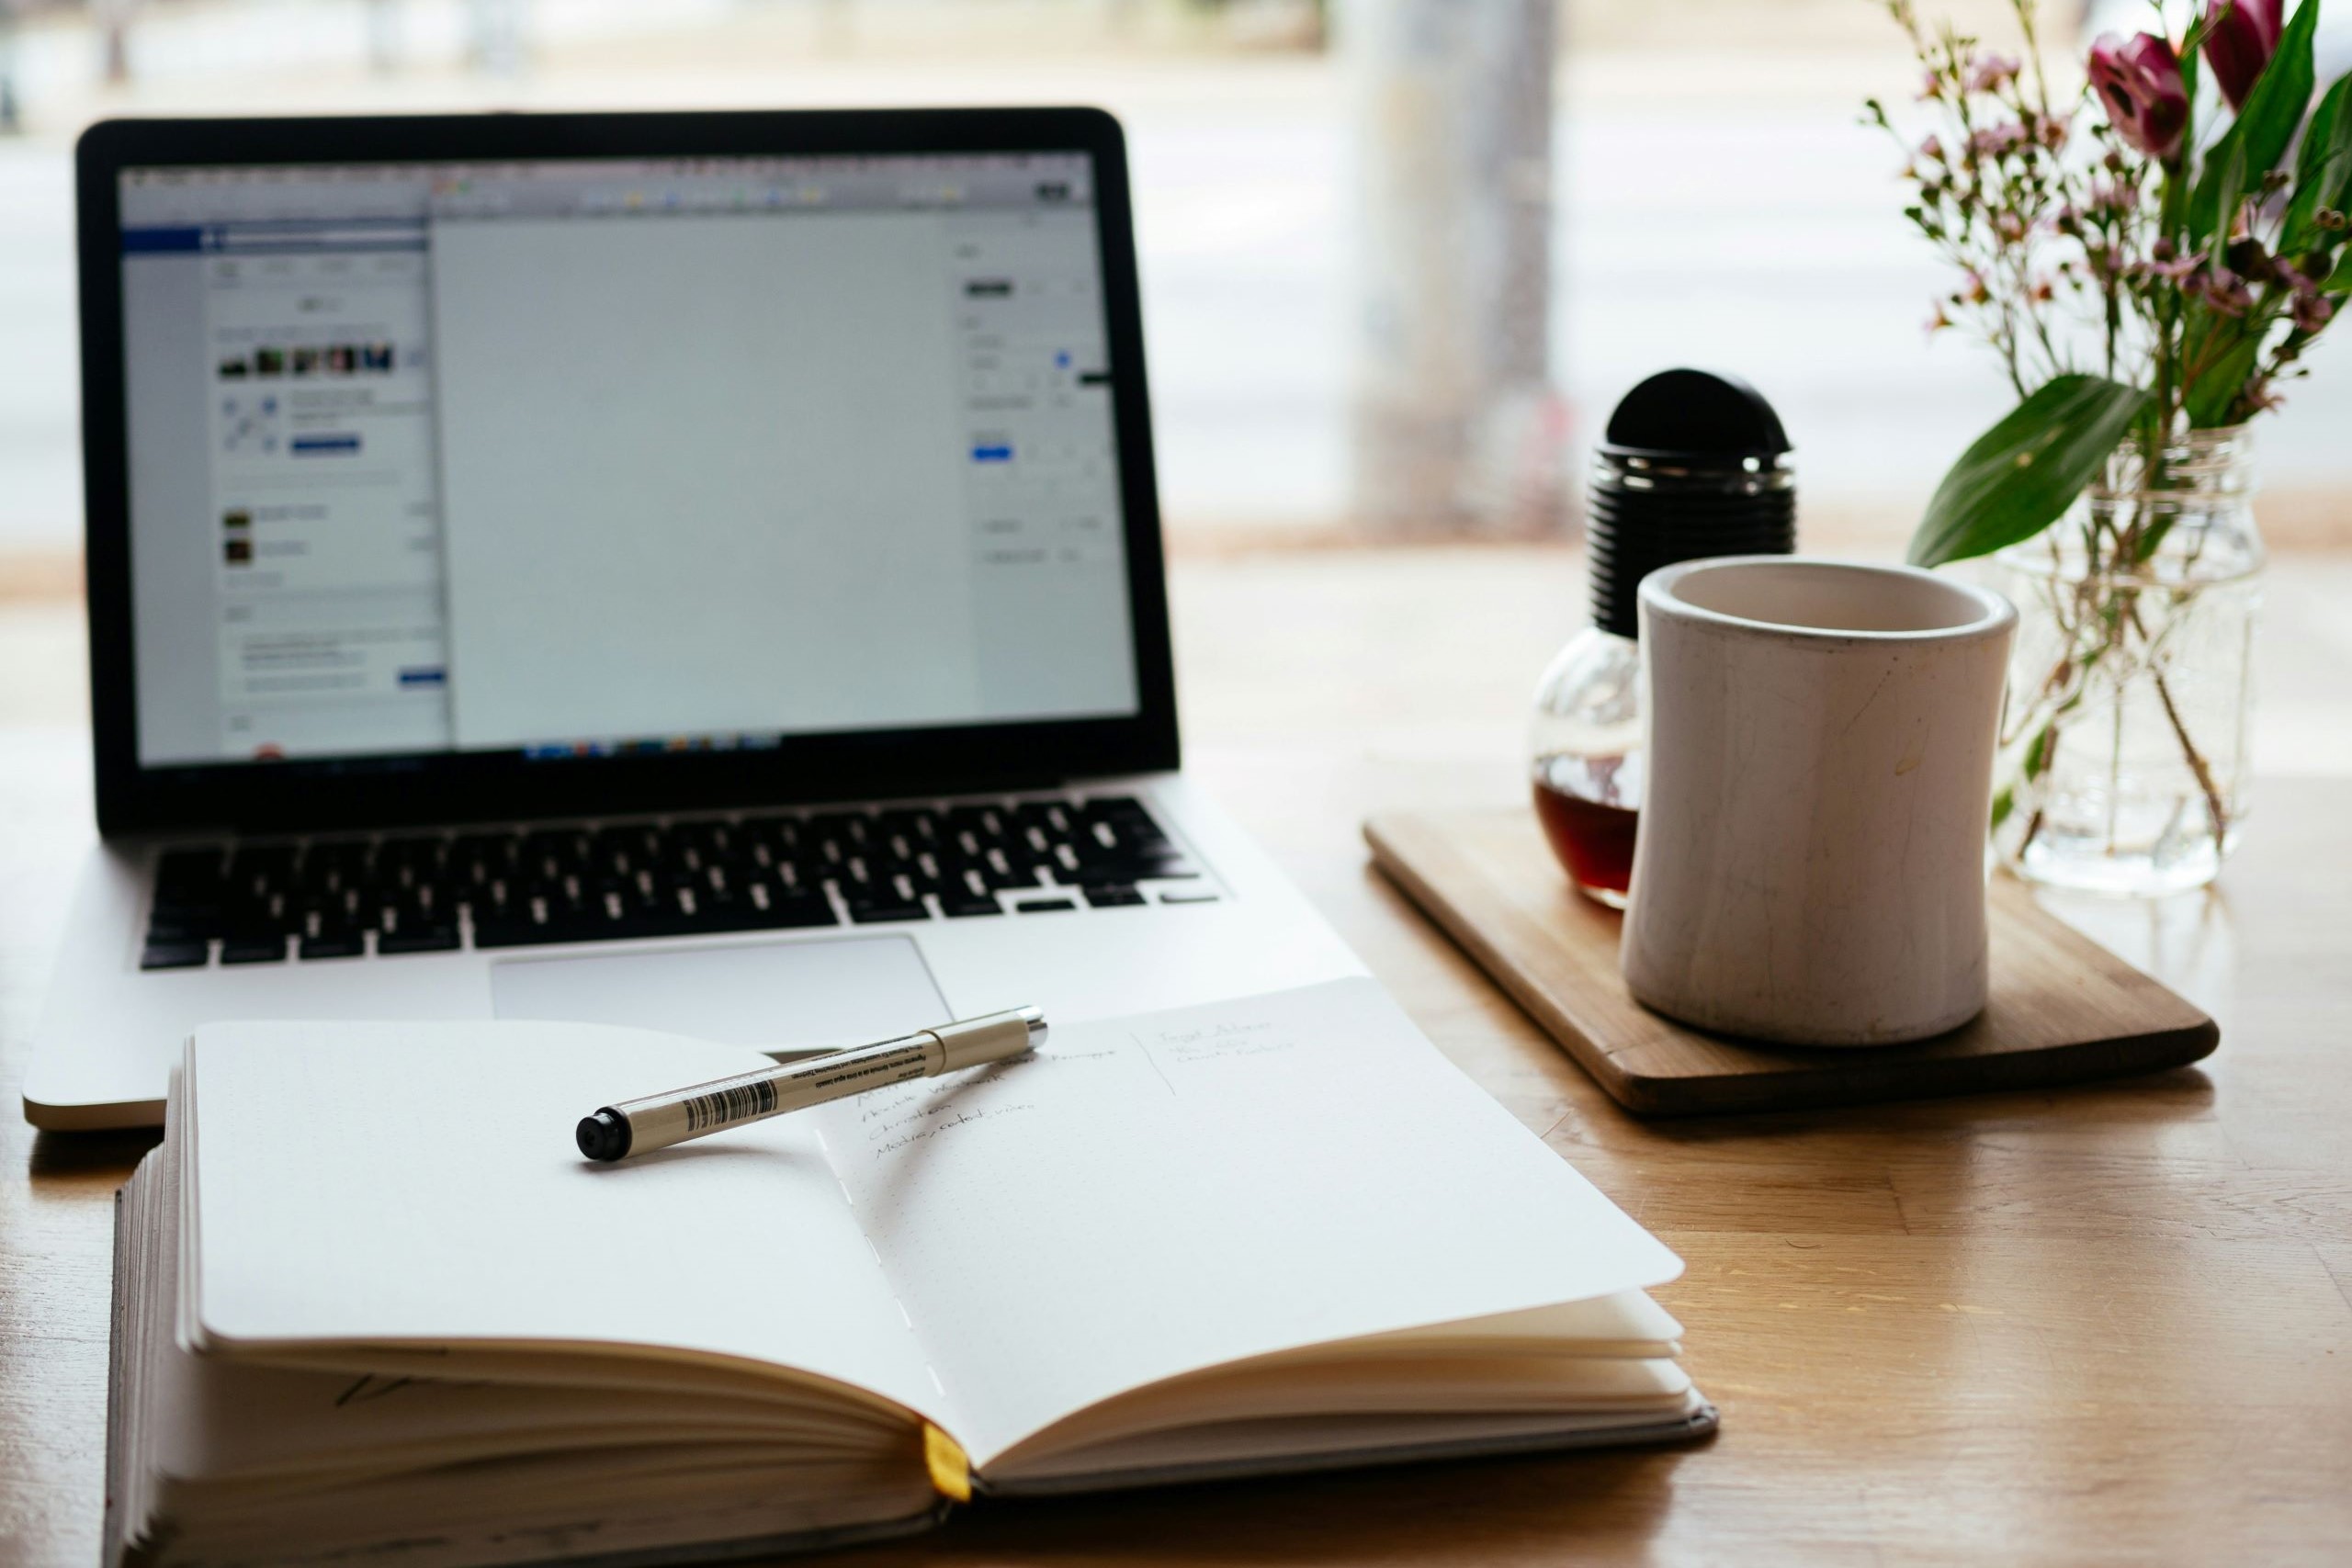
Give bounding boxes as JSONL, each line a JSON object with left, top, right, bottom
{"left": 184, "top": 1022, "right": 944, "bottom": 1427}
{"left": 809, "top": 977, "right": 1684, "bottom": 1467}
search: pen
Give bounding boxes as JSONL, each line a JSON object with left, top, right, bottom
{"left": 575, "top": 1007, "right": 1046, "bottom": 1163}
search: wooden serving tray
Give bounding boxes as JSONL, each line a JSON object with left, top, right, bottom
{"left": 1364, "top": 807, "right": 2219, "bottom": 1117}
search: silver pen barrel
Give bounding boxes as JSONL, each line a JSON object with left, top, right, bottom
{"left": 577, "top": 1007, "right": 1045, "bottom": 1162}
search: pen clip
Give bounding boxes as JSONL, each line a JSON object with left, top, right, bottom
{"left": 760, "top": 1040, "right": 856, "bottom": 1064}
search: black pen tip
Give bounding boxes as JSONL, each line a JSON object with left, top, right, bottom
{"left": 576, "top": 1110, "right": 631, "bottom": 1162}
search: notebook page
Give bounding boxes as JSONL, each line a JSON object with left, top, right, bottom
{"left": 184, "top": 1021, "right": 945, "bottom": 1426}
{"left": 809, "top": 977, "right": 1683, "bottom": 1467}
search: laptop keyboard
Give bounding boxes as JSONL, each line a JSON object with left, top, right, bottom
{"left": 138, "top": 795, "right": 1214, "bottom": 969}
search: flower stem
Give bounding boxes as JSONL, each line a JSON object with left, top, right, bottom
{"left": 2152, "top": 660, "right": 2231, "bottom": 842}
{"left": 2120, "top": 592, "right": 2229, "bottom": 842}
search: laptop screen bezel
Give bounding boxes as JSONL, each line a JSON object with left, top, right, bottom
{"left": 78, "top": 108, "right": 1179, "bottom": 837}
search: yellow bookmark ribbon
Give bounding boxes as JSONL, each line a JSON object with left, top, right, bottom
{"left": 922, "top": 1423, "right": 972, "bottom": 1503}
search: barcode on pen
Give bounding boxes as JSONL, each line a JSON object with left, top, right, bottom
{"left": 683, "top": 1077, "right": 779, "bottom": 1132}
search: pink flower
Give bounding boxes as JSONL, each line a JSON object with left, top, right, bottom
{"left": 1967, "top": 53, "right": 2023, "bottom": 92}
{"left": 2279, "top": 260, "right": 2339, "bottom": 332}
{"left": 2197, "top": 268, "right": 2257, "bottom": 314}
{"left": 2088, "top": 177, "right": 2140, "bottom": 212}
{"left": 2089, "top": 32, "right": 2190, "bottom": 161}
{"left": 1918, "top": 133, "right": 1946, "bottom": 163}
{"left": 2202, "top": 0, "right": 2283, "bottom": 112}
{"left": 1969, "top": 122, "right": 2030, "bottom": 158}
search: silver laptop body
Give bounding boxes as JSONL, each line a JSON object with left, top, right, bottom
{"left": 27, "top": 109, "right": 1363, "bottom": 1130}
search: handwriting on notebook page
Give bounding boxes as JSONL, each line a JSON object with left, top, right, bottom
{"left": 1140, "top": 1016, "right": 1297, "bottom": 1067}
{"left": 840, "top": 1016, "right": 1313, "bottom": 1168}
{"left": 847, "top": 1050, "right": 1114, "bottom": 1163}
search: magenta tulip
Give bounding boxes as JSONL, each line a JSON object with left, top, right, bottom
{"left": 2202, "top": 0, "right": 2284, "bottom": 111}
{"left": 2088, "top": 33, "right": 2190, "bottom": 161}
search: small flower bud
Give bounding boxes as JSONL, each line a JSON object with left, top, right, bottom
{"left": 2224, "top": 238, "right": 2275, "bottom": 283}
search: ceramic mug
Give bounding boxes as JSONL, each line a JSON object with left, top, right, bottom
{"left": 1621, "top": 557, "right": 2017, "bottom": 1047}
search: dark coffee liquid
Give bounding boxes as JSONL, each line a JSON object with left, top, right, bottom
{"left": 1532, "top": 755, "right": 1639, "bottom": 908}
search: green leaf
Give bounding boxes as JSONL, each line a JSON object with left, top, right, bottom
{"left": 2186, "top": 327, "right": 2265, "bottom": 426}
{"left": 1908, "top": 376, "right": 2154, "bottom": 568}
{"left": 2282, "top": 73, "right": 2352, "bottom": 248}
{"left": 2024, "top": 726, "right": 2053, "bottom": 780}
{"left": 2188, "top": 0, "right": 2319, "bottom": 243}
{"left": 2162, "top": 44, "right": 2203, "bottom": 237}
{"left": 1990, "top": 785, "right": 2016, "bottom": 831}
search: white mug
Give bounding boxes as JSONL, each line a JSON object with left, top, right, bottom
{"left": 1621, "top": 557, "right": 2017, "bottom": 1047}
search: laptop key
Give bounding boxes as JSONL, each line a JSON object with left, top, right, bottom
{"left": 220, "top": 934, "right": 288, "bottom": 964}
{"left": 808, "top": 811, "right": 874, "bottom": 850}
{"left": 449, "top": 833, "right": 519, "bottom": 877}
{"left": 144, "top": 914, "right": 223, "bottom": 943}
{"left": 1082, "top": 886, "right": 1147, "bottom": 908}
{"left": 875, "top": 807, "right": 941, "bottom": 844}
{"left": 140, "top": 941, "right": 209, "bottom": 970}
{"left": 1013, "top": 897, "right": 1078, "bottom": 914}
{"left": 378, "top": 925, "right": 461, "bottom": 954}
{"left": 696, "top": 895, "right": 831, "bottom": 936}
{"left": 940, "top": 896, "right": 1004, "bottom": 919}
{"left": 846, "top": 896, "right": 928, "bottom": 924}
{"left": 739, "top": 815, "right": 807, "bottom": 857}
{"left": 744, "top": 888, "right": 842, "bottom": 929}
{"left": 298, "top": 932, "right": 366, "bottom": 961}
{"left": 469, "top": 917, "right": 541, "bottom": 950}
{"left": 472, "top": 903, "right": 609, "bottom": 948}
{"left": 981, "top": 851, "right": 1048, "bottom": 891}
{"left": 943, "top": 805, "right": 1009, "bottom": 841}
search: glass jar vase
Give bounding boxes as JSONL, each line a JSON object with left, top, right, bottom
{"left": 1986, "top": 425, "right": 2264, "bottom": 897}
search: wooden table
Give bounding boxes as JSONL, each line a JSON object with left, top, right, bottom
{"left": 5, "top": 547, "right": 2349, "bottom": 1565}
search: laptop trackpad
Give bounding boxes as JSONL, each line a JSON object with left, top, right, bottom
{"left": 488, "top": 935, "right": 947, "bottom": 1049}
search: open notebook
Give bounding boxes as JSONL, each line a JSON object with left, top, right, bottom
{"left": 107, "top": 978, "right": 1714, "bottom": 1568}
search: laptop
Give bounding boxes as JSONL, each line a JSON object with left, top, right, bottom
{"left": 25, "top": 108, "right": 1366, "bottom": 1130}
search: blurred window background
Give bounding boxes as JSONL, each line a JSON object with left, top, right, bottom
{"left": 0, "top": 0, "right": 2346, "bottom": 588}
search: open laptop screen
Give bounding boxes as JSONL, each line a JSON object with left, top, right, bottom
{"left": 114, "top": 151, "right": 1140, "bottom": 773}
